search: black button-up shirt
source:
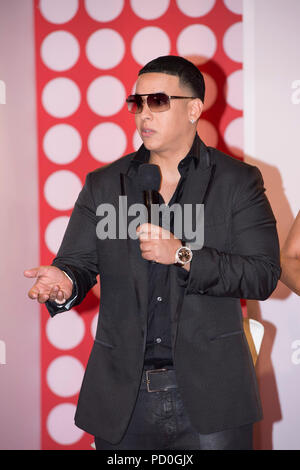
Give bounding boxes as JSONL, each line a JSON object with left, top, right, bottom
{"left": 130, "top": 136, "right": 199, "bottom": 369}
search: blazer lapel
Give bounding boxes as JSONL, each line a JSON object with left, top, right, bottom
{"left": 170, "top": 139, "right": 216, "bottom": 349}
{"left": 179, "top": 139, "right": 216, "bottom": 210}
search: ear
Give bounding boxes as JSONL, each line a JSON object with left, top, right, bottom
{"left": 188, "top": 98, "right": 203, "bottom": 123}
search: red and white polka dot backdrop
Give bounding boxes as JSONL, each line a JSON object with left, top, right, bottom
{"left": 34, "top": 0, "right": 243, "bottom": 450}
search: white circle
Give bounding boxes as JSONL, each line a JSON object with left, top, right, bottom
{"left": 133, "top": 129, "right": 143, "bottom": 151}
{"left": 130, "top": 0, "right": 170, "bottom": 19}
{"left": 47, "top": 356, "right": 84, "bottom": 397}
{"left": 224, "top": 117, "right": 243, "bottom": 157}
{"left": 225, "top": 69, "right": 243, "bottom": 110}
{"left": 41, "top": 31, "right": 80, "bottom": 72}
{"left": 131, "top": 80, "right": 137, "bottom": 95}
{"left": 47, "top": 403, "right": 84, "bottom": 445}
{"left": 91, "top": 312, "right": 98, "bottom": 339}
{"left": 88, "top": 123, "right": 127, "bottom": 162}
{"left": 84, "top": 0, "right": 124, "bottom": 22}
{"left": 39, "top": 0, "right": 79, "bottom": 24}
{"left": 223, "top": 22, "right": 243, "bottom": 62}
{"left": 44, "top": 170, "right": 82, "bottom": 210}
{"left": 176, "top": 0, "right": 216, "bottom": 17}
{"left": 87, "top": 76, "right": 125, "bottom": 116}
{"left": 42, "top": 78, "right": 81, "bottom": 118}
{"left": 131, "top": 27, "right": 171, "bottom": 66}
{"left": 177, "top": 24, "right": 217, "bottom": 65}
{"left": 46, "top": 309, "right": 85, "bottom": 350}
{"left": 45, "top": 216, "right": 70, "bottom": 254}
{"left": 43, "top": 124, "right": 82, "bottom": 164}
{"left": 86, "top": 29, "right": 125, "bottom": 70}
{"left": 223, "top": 0, "right": 242, "bottom": 15}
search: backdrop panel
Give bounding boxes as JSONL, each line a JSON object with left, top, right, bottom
{"left": 33, "top": 0, "right": 243, "bottom": 450}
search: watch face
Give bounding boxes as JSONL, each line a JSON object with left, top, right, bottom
{"left": 178, "top": 247, "right": 191, "bottom": 263}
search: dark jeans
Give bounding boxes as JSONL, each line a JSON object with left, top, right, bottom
{"left": 95, "top": 374, "right": 253, "bottom": 450}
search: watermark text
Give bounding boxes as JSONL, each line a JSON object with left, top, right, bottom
{"left": 291, "top": 339, "right": 300, "bottom": 365}
{"left": 0, "top": 340, "right": 6, "bottom": 365}
{"left": 96, "top": 197, "right": 204, "bottom": 250}
{"left": 291, "top": 80, "right": 300, "bottom": 104}
{"left": 0, "top": 79, "right": 6, "bottom": 104}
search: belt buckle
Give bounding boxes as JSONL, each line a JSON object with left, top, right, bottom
{"left": 145, "top": 368, "right": 167, "bottom": 393}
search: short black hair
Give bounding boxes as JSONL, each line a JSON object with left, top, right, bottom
{"left": 138, "top": 55, "right": 205, "bottom": 102}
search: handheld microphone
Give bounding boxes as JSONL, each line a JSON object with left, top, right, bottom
{"left": 138, "top": 164, "right": 161, "bottom": 223}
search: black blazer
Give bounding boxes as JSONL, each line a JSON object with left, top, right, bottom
{"left": 49, "top": 136, "right": 281, "bottom": 443}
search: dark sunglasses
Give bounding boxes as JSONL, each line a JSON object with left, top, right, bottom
{"left": 126, "top": 92, "right": 196, "bottom": 114}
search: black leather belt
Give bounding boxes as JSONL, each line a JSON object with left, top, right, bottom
{"left": 141, "top": 368, "right": 178, "bottom": 393}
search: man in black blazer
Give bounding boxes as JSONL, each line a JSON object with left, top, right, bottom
{"left": 25, "top": 56, "right": 280, "bottom": 450}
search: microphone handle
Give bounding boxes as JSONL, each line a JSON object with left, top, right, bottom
{"left": 144, "top": 190, "right": 158, "bottom": 265}
{"left": 144, "top": 190, "right": 154, "bottom": 223}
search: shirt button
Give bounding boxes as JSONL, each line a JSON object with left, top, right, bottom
{"left": 155, "top": 337, "right": 162, "bottom": 343}
{"left": 157, "top": 296, "right": 162, "bottom": 302}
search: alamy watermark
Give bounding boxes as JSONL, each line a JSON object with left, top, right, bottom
{"left": 291, "top": 80, "right": 300, "bottom": 104}
{"left": 0, "top": 340, "right": 6, "bottom": 365}
{"left": 0, "top": 79, "right": 6, "bottom": 104}
{"left": 291, "top": 339, "right": 300, "bottom": 365}
{"left": 95, "top": 197, "right": 204, "bottom": 250}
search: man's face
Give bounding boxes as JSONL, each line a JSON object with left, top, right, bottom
{"left": 134, "top": 73, "right": 196, "bottom": 155}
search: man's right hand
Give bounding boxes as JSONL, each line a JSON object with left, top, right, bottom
{"left": 24, "top": 266, "right": 73, "bottom": 304}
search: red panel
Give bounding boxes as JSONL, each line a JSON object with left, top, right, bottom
{"left": 33, "top": 0, "right": 243, "bottom": 450}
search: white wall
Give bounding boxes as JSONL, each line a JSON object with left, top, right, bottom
{"left": 0, "top": 0, "right": 40, "bottom": 449}
{"left": 244, "top": 0, "right": 300, "bottom": 450}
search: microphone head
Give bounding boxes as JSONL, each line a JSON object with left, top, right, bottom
{"left": 138, "top": 163, "right": 161, "bottom": 191}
